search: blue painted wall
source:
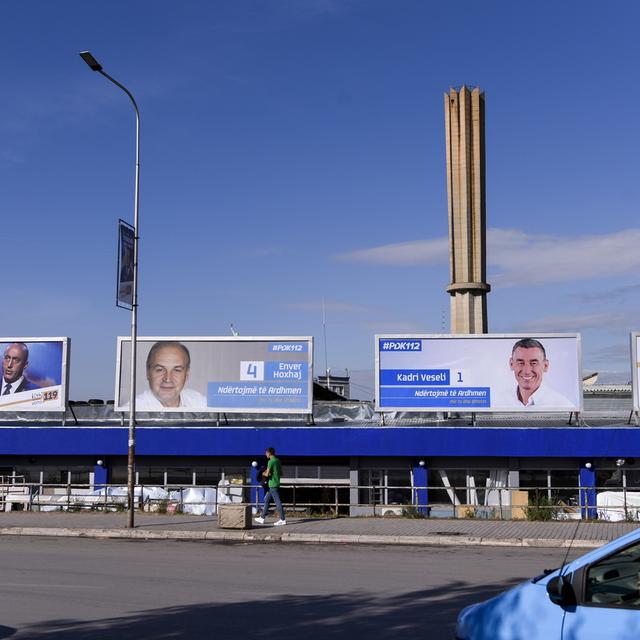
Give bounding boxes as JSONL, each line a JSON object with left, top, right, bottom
{"left": 1, "top": 426, "right": 640, "bottom": 458}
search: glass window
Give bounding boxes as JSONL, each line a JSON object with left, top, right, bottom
{"left": 468, "top": 470, "right": 490, "bottom": 505}
{"left": 194, "top": 467, "right": 221, "bottom": 486}
{"left": 625, "top": 470, "right": 640, "bottom": 489}
{"left": 598, "top": 469, "right": 622, "bottom": 489}
{"left": 43, "top": 470, "right": 69, "bottom": 485}
{"left": 386, "top": 469, "right": 411, "bottom": 505}
{"left": 70, "top": 470, "right": 90, "bottom": 485}
{"left": 222, "top": 468, "right": 245, "bottom": 484}
{"left": 110, "top": 467, "right": 128, "bottom": 484}
{"left": 137, "top": 467, "right": 165, "bottom": 486}
{"left": 295, "top": 465, "right": 319, "bottom": 479}
{"left": 585, "top": 541, "right": 640, "bottom": 607}
{"left": 166, "top": 468, "right": 193, "bottom": 486}
{"left": 550, "top": 470, "right": 578, "bottom": 505}
{"left": 359, "top": 469, "right": 383, "bottom": 505}
{"left": 320, "top": 466, "right": 350, "bottom": 480}
{"left": 13, "top": 468, "right": 41, "bottom": 484}
{"left": 428, "top": 469, "right": 466, "bottom": 505}
{"left": 0, "top": 467, "right": 13, "bottom": 480}
{"left": 280, "top": 465, "right": 295, "bottom": 478}
{"left": 520, "top": 470, "right": 549, "bottom": 493}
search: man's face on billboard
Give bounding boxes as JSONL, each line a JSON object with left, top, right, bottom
{"left": 510, "top": 346, "right": 548, "bottom": 394}
{"left": 146, "top": 345, "right": 189, "bottom": 407}
{"left": 3, "top": 344, "right": 28, "bottom": 384}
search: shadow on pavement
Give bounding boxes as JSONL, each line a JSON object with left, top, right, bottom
{"left": 0, "top": 626, "right": 15, "bottom": 639}
{"left": 11, "top": 578, "right": 523, "bottom": 640}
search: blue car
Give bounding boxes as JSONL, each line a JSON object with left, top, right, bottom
{"left": 456, "top": 527, "right": 640, "bottom": 639}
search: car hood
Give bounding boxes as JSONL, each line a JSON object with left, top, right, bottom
{"left": 456, "top": 579, "right": 559, "bottom": 640}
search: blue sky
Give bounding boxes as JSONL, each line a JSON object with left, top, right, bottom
{"left": 2, "top": 1, "right": 639, "bottom": 400}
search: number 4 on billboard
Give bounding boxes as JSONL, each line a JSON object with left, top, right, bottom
{"left": 240, "top": 361, "right": 264, "bottom": 381}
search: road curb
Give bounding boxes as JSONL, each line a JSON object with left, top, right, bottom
{"left": 0, "top": 526, "right": 607, "bottom": 549}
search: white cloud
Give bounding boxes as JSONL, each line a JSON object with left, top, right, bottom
{"left": 488, "top": 228, "right": 640, "bottom": 287}
{"left": 572, "top": 283, "right": 640, "bottom": 303}
{"left": 334, "top": 237, "right": 448, "bottom": 266}
{"left": 587, "top": 343, "right": 633, "bottom": 364}
{"left": 335, "top": 228, "right": 640, "bottom": 287}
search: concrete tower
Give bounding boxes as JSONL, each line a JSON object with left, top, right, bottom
{"left": 444, "top": 86, "right": 490, "bottom": 334}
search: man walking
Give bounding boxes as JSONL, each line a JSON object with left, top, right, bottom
{"left": 255, "top": 447, "right": 286, "bottom": 526}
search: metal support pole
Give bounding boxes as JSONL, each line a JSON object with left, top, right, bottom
{"left": 80, "top": 53, "right": 140, "bottom": 529}
{"left": 96, "top": 69, "right": 141, "bottom": 530}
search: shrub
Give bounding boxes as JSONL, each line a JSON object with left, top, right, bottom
{"left": 523, "top": 491, "right": 562, "bottom": 521}
{"left": 401, "top": 506, "right": 426, "bottom": 519}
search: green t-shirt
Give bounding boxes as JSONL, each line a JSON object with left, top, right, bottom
{"left": 267, "top": 456, "right": 281, "bottom": 488}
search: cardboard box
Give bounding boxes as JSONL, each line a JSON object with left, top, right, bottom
{"left": 510, "top": 490, "right": 529, "bottom": 520}
{"left": 218, "top": 504, "right": 253, "bottom": 529}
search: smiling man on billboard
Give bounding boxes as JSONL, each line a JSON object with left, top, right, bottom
{"left": 135, "top": 341, "right": 207, "bottom": 410}
{"left": 507, "top": 338, "right": 573, "bottom": 409}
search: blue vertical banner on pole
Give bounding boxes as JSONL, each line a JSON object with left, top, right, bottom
{"left": 117, "top": 219, "right": 135, "bottom": 309}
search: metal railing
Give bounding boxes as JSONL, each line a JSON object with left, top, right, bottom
{"left": 0, "top": 481, "right": 637, "bottom": 521}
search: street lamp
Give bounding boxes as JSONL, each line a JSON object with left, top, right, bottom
{"left": 80, "top": 51, "right": 140, "bottom": 529}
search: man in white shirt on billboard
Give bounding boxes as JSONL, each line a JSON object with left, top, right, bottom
{"left": 504, "top": 338, "right": 574, "bottom": 409}
{"left": 135, "top": 341, "right": 207, "bottom": 410}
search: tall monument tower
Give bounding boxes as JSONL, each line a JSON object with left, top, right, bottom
{"left": 444, "top": 86, "right": 490, "bottom": 334}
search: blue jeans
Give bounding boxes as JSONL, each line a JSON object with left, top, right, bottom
{"left": 261, "top": 486, "right": 285, "bottom": 520}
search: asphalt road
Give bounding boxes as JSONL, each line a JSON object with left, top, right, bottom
{"left": 0, "top": 537, "right": 581, "bottom": 639}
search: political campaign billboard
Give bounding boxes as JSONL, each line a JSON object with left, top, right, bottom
{"left": 376, "top": 334, "right": 582, "bottom": 413}
{"left": 116, "top": 219, "right": 134, "bottom": 309}
{"left": 115, "top": 336, "right": 313, "bottom": 413}
{"left": 0, "top": 338, "right": 69, "bottom": 412}
{"left": 632, "top": 333, "right": 640, "bottom": 413}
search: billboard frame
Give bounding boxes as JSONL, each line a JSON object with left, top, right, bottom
{"left": 375, "top": 332, "right": 583, "bottom": 414}
{"left": 114, "top": 335, "right": 314, "bottom": 414}
{"left": 632, "top": 332, "right": 640, "bottom": 414}
{"left": 0, "top": 336, "right": 70, "bottom": 413}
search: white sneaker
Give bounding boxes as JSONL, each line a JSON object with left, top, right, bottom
{"left": 254, "top": 516, "right": 265, "bottom": 524}
{"left": 274, "top": 519, "right": 287, "bottom": 526}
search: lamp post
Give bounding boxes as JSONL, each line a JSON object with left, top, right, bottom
{"left": 80, "top": 51, "right": 140, "bottom": 529}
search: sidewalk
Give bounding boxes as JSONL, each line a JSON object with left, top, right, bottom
{"left": 1, "top": 512, "right": 638, "bottom": 548}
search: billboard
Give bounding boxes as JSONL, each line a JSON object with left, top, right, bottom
{"left": 632, "top": 333, "right": 640, "bottom": 413}
{"left": 376, "top": 334, "right": 582, "bottom": 413}
{"left": 115, "top": 336, "right": 313, "bottom": 414}
{"left": 0, "top": 338, "right": 69, "bottom": 412}
{"left": 116, "top": 219, "right": 135, "bottom": 309}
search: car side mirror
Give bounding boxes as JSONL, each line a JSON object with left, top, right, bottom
{"left": 547, "top": 575, "right": 576, "bottom": 607}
